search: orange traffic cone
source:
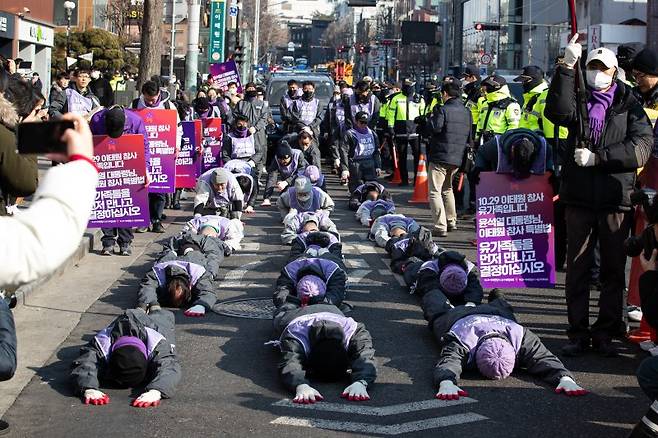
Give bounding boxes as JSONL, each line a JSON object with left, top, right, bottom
{"left": 390, "top": 142, "right": 402, "bottom": 185}
{"left": 409, "top": 153, "right": 429, "bottom": 204}
{"left": 628, "top": 318, "right": 656, "bottom": 344}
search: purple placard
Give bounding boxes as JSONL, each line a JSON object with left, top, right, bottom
{"left": 88, "top": 135, "right": 150, "bottom": 228}
{"left": 177, "top": 121, "right": 202, "bottom": 188}
{"left": 476, "top": 172, "right": 555, "bottom": 289}
{"left": 132, "top": 109, "right": 178, "bottom": 193}
{"left": 209, "top": 60, "right": 243, "bottom": 92}
{"left": 201, "top": 117, "right": 223, "bottom": 172}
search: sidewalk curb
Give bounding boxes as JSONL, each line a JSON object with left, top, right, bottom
{"left": 13, "top": 228, "right": 103, "bottom": 306}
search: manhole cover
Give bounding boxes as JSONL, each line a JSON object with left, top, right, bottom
{"left": 214, "top": 298, "right": 275, "bottom": 319}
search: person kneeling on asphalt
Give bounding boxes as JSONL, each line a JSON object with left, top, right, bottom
{"left": 424, "top": 290, "right": 587, "bottom": 400}
{"left": 271, "top": 304, "right": 377, "bottom": 403}
{"left": 137, "top": 256, "right": 216, "bottom": 317}
{"left": 340, "top": 111, "right": 382, "bottom": 191}
{"left": 401, "top": 249, "right": 483, "bottom": 306}
{"left": 282, "top": 126, "right": 322, "bottom": 168}
{"left": 262, "top": 143, "right": 308, "bottom": 206}
{"left": 348, "top": 181, "right": 392, "bottom": 211}
{"left": 194, "top": 167, "right": 244, "bottom": 220}
{"left": 274, "top": 253, "right": 347, "bottom": 308}
{"left": 70, "top": 309, "right": 181, "bottom": 408}
{"left": 223, "top": 161, "right": 257, "bottom": 214}
{"left": 183, "top": 214, "right": 244, "bottom": 254}
{"left": 369, "top": 213, "right": 421, "bottom": 248}
{"left": 356, "top": 199, "right": 395, "bottom": 227}
{"left": 277, "top": 176, "right": 334, "bottom": 222}
{"left": 282, "top": 211, "right": 338, "bottom": 245}
{"left": 159, "top": 233, "right": 226, "bottom": 280}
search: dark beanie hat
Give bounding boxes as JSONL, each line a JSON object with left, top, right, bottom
{"left": 105, "top": 107, "right": 126, "bottom": 139}
{"left": 194, "top": 96, "right": 210, "bottom": 112}
{"left": 633, "top": 48, "right": 658, "bottom": 77}
{"left": 276, "top": 143, "right": 293, "bottom": 159}
{"left": 109, "top": 343, "right": 148, "bottom": 388}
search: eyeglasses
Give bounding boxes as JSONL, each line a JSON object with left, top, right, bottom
{"left": 77, "top": 75, "right": 90, "bottom": 79}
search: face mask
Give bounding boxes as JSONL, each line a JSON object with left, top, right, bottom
{"left": 90, "top": 71, "right": 100, "bottom": 80}
{"left": 245, "top": 90, "right": 257, "bottom": 99}
{"left": 303, "top": 91, "right": 314, "bottom": 100}
{"left": 228, "top": 88, "right": 237, "bottom": 95}
{"left": 358, "top": 93, "right": 369, "bottom": 104}
{"left": 288, "top": 89, "right": 298, "bottom": 98}
{"left": 586, "top": 69, "right": 613, "bottom": 91}
{"left": 402, "top": 85, "right": 414, "bottom": 95}
{"left": 297, "top": 193, "right": 312, "bottom": 203}
{"left": 235, "top": 126, "right": 249, "bottom": 137}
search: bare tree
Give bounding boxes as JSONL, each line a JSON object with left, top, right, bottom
{"left": 324, "top": 16, "right": 352, "bottom": 48}
{"left": 238, "top": 0, "right": 288, "bottom": 62}
{"left": 138, "top": 0, "right": 164, "bottom": 86}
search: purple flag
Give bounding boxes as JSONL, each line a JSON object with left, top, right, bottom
{"left": 209, "top": 60, "right": 242, "bottom": 92}
{"left": 132, "top": 109, "right": 178, "bottom": 193}
{"left": 476, "top": 173, "right": 556, "bottom": 289}
{"left": 88, "top": 135, "right": 150, "bottom": 228}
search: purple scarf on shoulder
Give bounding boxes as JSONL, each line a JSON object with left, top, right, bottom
{"left": 587, "top": 83, "right": 617, "bottom": 146}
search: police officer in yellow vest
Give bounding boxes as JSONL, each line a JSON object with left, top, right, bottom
{"left": 461, "top": 66, "right": 486, "bottom": 138}
{"left": 476, "top": 75, "right": 521, "bottom": 145}
{"left": 514, "top": 66, "right": 569, "bottom": 146}
{"left": 386, "top": 78, "right": 426, "bottom": 185}
{"left": 632, "top": 48, "right": 658, "bottom": 128}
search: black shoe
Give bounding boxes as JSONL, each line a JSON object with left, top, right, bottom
{"left": 447, "top": 224, "right": 458, "bottom": 231}
{"left": 593, "top": 339, "right": 619, "bottom": 357}
{"left": 100, "top": 246, "right": 113, "bottom": 256}
{"left": 0, "top": 419, "right": 9, "bottom": 436}
{"left": 487, "top": 288, "right": 505, "bottom": 302}
{"left": 160, "top": 213, "right": 167, "bottom": 220}
{"left": 436, "top": 230, "right": 448, "bottom": 237}
{"left": 151, "top": 222, "right": 165, "bottom": 233}
{"left": 172, "top": 203, "right": 181, "bottom": 210}
{"left": 118, "top": 246, "right": 132, "bottom": 256}
{"left": 561, "top": 339, "right": 590, "bottom": 357}
{"left": 589, "top": 278, "right": 602, "bottom": 291}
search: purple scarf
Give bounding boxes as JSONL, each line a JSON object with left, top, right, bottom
{"left": 587, "top": 83, "right": 617, "bottom": 146}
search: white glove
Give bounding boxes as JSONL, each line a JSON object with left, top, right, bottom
{"left": 574, "top": 148, "right": 596, "bottom": 167}
{"left": 465, "top": 302, "right": 476, "bottom": 307}
{"left": 261, "top": 198, "right": 271, "bottom": 206}
{"left": 248, "top": 126, "right": 257, "bottom": 134}
{"left": 84, "top": 388, "right": 109, "bottom": 405}
{"left": 341, "top": 381, "right": 370, "bottom": 401}
{"left": 184, "top": 304, "right": 206, "bottom": 317}
{"left": 293, "top": 383, "right": 323, "bottom": 404}
{"left": 247, "top": 160, "right": 256, "bottom": 168}
{"left": 375, "top": 168, "right": 382, "bottom": 177}
{"left": 341, "top": 170, "right": 350, "bottom": 180}
{"left": 334, "top": 159, "right": 340, "bottom": 168}
{"left": 276, "top": 181, "right": 288, "bottom": 191}
{"left": 194, "top": 213, "right": 202, "bottom": 218}
{"left": 132, "top": 389, "right": 162, "bottom": 407}
{"left": 563, "top": 33, "right": 582, "bottom": 68}
{"left": 436, "top": 380, "right": 468, "bottom": 400}
{"left": 555, "top": 376, "right": 588, "bottom": 396}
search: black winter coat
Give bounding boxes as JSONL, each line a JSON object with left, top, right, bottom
{"left": 425, "top": 97, "right": 472, "bottom": 167}
{"left": 0, "top": 300, "right": 16, "bottom": 381}
{"left": 544, "top": 66, "right": 653, "bottom": 211}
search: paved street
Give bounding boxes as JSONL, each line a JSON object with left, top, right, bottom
{"left": 0, "top": 174, "right": 650, "bottom": 437}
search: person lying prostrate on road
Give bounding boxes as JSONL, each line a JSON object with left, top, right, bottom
{"left": 271, "top": 304, "right": 377, "bottom": 403}
{"left": 282, "top": 126, "right": 322, "bottom": 168}
{"left": 263, "top": 143, "right": 308, "bottom": 206}
{"left": 356, "top": 199, "right": 395, "bottom": 227}
{"left": 70, "top": 309, "right": 181, "bottom": 408}
{"left": 137, "top": 256, "right": 216, "bottom": 317}
{"left": 194, "top": 168, "right": 244, "bottom": 220}
{"left": 369, "top": 214, "right": 421, "bottom": 248}
{"left": 302, "top": 165, "right": 327, "bottom": 193}
{"left": 388, "top": 233, "right": 442, "bottom": 274}
{"left": 281, "top": 210, "right": 338, "bottom": 245}
{"left": 183, "top": 214, "right": 244, "bottom": 254}
{"left": 290, "top": 230, "right": 343, "bottom": 262}
{"left": 424, "top": 290, "right": 587, "bottom": 400}
{"left": 277, "top": 176, "right": 334, "bottom": 221}
{"left": 158, "top": 233, "right": 226, "bottom": 279}
{"left": 401, "top": 249, "right": 484, "bottom": 306}
{"left": 348, "top": 181, "right": 392, "bottom": 211}
{"left": 273, "top": 253, "right": 347, "bottom": 309}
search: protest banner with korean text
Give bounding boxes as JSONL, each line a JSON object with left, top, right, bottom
{"left": 209, "top": 60, "right": 242, "bottom": 92}
{"left": 132, "top": 108, "right": 177, "bottom": 193}
{"left": 202, "top": 117, "right": 223, "bottom": 172}
{"left": 476, "top": 173, "right": 555, "bottom": 289}
{"left": 88, "top": 135, "right": 150, "bottom": 228}
{"left": 177, "top": 120, "right": 202, "bottom": 188}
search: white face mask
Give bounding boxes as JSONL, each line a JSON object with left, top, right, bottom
{"left": 586, "top": 69, "right": 613, "bottom": 91}
{"left": 90, "top": 71, "right": 100, "bottom": 80}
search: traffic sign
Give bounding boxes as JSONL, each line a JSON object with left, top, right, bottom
{"left": 229, "top": 5, "right": 238, "bottom": 17}
{"left": 480, "top": 53, "right": 492, "bottom": 65}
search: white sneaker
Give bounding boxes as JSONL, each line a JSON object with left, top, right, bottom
{"left": 628, "top": 305, "right": 643, "bottom": 323}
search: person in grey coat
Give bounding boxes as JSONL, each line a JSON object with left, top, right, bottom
{"left": 70, "top": 309, "right": 181, "bottom": 408}
{"left": 234, "top": 82, "right": 271, "bottom": 169}
{"left": 271, "top": 304, "right": 377, "bottom": 403}
{"left": 158, "top": 233, "right": 227, "bottom": 279}
{"left": 137, "top": 251, "right": 217, "bottom": 317}
{"left": 423, "top": 290, "right": 587, "bottom": 400}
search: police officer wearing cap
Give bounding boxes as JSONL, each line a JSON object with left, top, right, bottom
{"left": 385, "top": 78, "right": 426, "bottom": 186}
{"left": 461, "top": 66, "right": 485, "bottom": 137}
{"left": 476, "top": 75, "right": 521, "bottom": 145}
{"left": 546, "top": 35, "right": 653, "bottom": 357}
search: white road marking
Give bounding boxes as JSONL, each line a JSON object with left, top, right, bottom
{"left": 241, "top": 242, "right": 261, "bottom": 251}
{"left": 272, "top": 397, "right": 477, "bottom": 416}
{"left": 270, "top": 413, "right": 488, "bottom": 435}
{"left": 346, "top": 258, "right": 370, "bottom": 269}
{"left": 346, "top": 269, "right": 387, "bottom": 286}
{"left": 351, "top": 243, "right": 381, "bottom": 254}
{"left": 222, "top": 261, "right": 266, "bottom": 288}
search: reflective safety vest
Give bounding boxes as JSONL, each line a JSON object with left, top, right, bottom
{"left": 386, "top": 93, "right": 426, "bottom": 135}
{"left": 476, "top": 86, "right": 521, "bottom": 141}
{"left": 424, "top": 95, "right": 442, "bottom": 116}
{"left": 519, "top": 82, "right": 568, "bottom": 140}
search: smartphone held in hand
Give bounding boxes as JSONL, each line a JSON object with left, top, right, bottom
{"left": 17, "top": 120, "right": 75, "bottom": 155}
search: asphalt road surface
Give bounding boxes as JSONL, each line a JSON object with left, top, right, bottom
{"left": 2, "top": 172, "right": 650, "bottom": 437}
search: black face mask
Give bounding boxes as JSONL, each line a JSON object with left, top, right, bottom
{"left": 402, "top": 85, "right": 414, "bottom": 95}
{"left": 245, "top": 90, "right": 258, "bottom": 99}
{"left": 358, "top": 93, "right": 369, "bottom": 104}
{"left": 288, "top": 89, "right": 298, "bottom": 98}
{"left": 303, "top": 91, "right": 314, "bottom": 100}
{"left": 522, "top": 78, "right": 543, "bottom": 93}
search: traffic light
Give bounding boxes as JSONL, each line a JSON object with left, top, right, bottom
{"left": 474, "top": 22, "right": 501, "bottom": 31}
{"left": 233, "top": 46, "right": 244, "bottom": 64}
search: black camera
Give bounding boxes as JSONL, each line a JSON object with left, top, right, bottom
{"left": 624, "top": 188, "right": 658, "bottom": 259}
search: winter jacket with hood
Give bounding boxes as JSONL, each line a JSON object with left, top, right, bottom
{"left": 281, "top": 133, "right": 322, "bottom": 168}
{"left": 545, "top": 65, "right": 653, "bottom": 211}
{"left": 281, "top": 211, "right": 338, "bottom": 245}
{"left": 159, "top": 234, "right": 227, "bottom": 279}
{"left": 289, "top": 231, "right": 343, "bottom": 262}
{"left": 424, "top": 97, "right": 473, "bottom": 167}
{"left": 272, "top": 304, "right": 377, "bottom": 391}
{"left": 235, "top": 97, "right": 271, "bottom": 161}
{"left": 422, "top": 293, "right": 572, "bottom": 387}
{"left": 70, "top": 309, "right": 181, "bottom": 398}
{"left": 0, "top": 93, "right": 38, "bottom": 216}
{"left": 132, "top": 89, "right": 183, "bottom": 149}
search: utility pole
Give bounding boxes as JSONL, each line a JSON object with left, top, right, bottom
{"left": 169, "top": 0, "right": 177, "bottom": 79}
{"left": 527, "top": 0, "right": 533, "bottom": 64}
{"left": 138, "top": 0, "right": 165, "bottom": 87}
{"left": 250, "top": 0, "right": 261, "bottom": 81}
{"left": 440, "top": 1, "right": 449, "bottom": 76}
{"left": 185, "top": 0, "right": 201, "bottom": 91}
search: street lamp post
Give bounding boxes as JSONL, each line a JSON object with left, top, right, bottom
{"left": 63, "top": 1, "right": 76, "bottom": 58}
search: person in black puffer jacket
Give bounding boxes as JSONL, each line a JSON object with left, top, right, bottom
{"left": 545, "top": 38, "right": 653, "bottom": 358}
{"left": 423, "top": 81, "right": 472, "bottom": 237}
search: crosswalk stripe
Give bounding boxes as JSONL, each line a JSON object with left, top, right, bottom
{"left": 272, "top": 397, "right": 478, "bottom": 416}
